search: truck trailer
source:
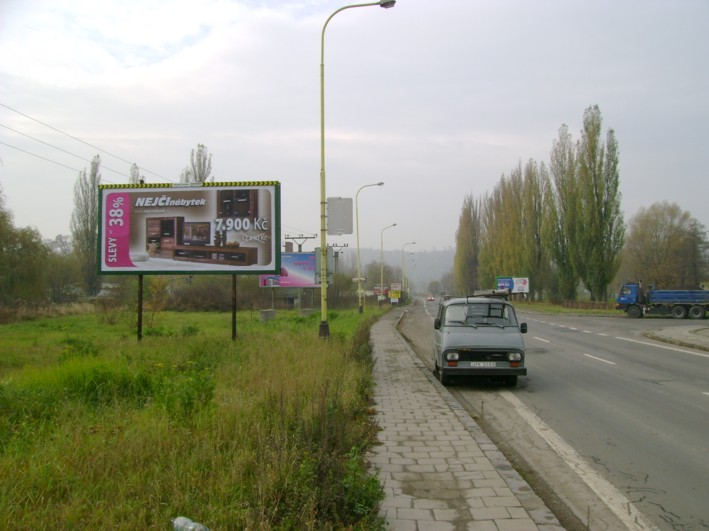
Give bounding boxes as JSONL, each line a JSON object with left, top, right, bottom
{"left": 615, "top": 282, "right": 709, "bottom": 319}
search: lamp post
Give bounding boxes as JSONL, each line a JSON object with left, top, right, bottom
{"left": 401, "top": 241, "right": 415, "bottom": 301}
{"left": 318, "top": 1, "right": 396, "bottom": 339}
{"left": 379, "top": 223, "right": 397, "bottom": 305}
{"left": 355, "top": 181, "right": 384, "bottom": 313}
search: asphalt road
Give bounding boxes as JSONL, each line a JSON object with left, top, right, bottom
{"left": 401, "top": 299, "right": 709, "bottom": 530}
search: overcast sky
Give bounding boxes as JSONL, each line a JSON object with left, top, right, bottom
{"left": 1, "top": 0, "right": 708, "bottom": 254}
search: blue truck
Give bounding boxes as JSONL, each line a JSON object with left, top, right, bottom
{"left": 616, "top": 282, "right": 709, "bottom": 319}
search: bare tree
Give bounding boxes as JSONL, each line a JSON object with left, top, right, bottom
{"left": 129, "top": 163, "right": 144, "bottom": 184}
{"left": 180, "top": 144, "right": 212, "bottom": 183}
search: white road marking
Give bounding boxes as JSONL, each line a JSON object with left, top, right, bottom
{"left": 615, "top": 336, "right": 709, "bottom": 359}
{"left": 584, "top": 353, "right": 616, "bottom": 365}
{"left": 500, "top": 391, "right": 658, "bottom": 531}
{"left": 533, "top": 337, "right": 550, "bottom": 343}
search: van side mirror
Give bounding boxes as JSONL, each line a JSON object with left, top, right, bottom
{"left": 520, "top": 323, "right": 527, "bottom": 334}
{"left": 434, "top": 318, "right": 441, "bottom": 330}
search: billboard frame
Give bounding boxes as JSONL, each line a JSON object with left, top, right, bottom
{"left": 97, "top": 181, "right": 281, "bottom": 276}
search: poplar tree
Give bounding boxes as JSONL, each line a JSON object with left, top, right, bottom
{"left": 546, "top": 124, "right": 581, "bottom": 300}
{"left": 454, "top": 194, "right": 482, "bottom": 295}
{"left": 521, "top": 159, "right": 549, "bottom": 301}
{"left": 575, "top": 105, "right": 624, "bottom": 301}
{"left": 71, "top": 155, "right": 101, "bottom": 296}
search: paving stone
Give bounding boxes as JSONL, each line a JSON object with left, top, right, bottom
{"left": 370, "top": 311, "right": 561, "bottom": 530}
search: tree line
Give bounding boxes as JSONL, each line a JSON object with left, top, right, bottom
{"left": 453, "top": 105, "right": 708, "bottom": 302}
{"left": 0, "top": 144, "right": 214, "bottom": 313}
{"left": 2, "top": 118, "right": 707, "bottom": 315}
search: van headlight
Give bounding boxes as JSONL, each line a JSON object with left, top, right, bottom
{"left": 508, "top": 352, "right": 522, "bottom": 361}
{"left": 446, "top": 352, "right": 459, "bottom": 361}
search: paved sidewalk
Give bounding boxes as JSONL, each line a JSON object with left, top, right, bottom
{"left": 368, "top": 310, "right": 563, "bottom": 530}
{"left": 647, "top": 324, "right": 709, "bottom": 352}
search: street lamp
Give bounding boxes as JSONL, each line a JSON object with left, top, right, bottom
{"left": 319, "top": 1, "right": 396, "bottom": 339}
{"left": 401, "top": 241, "right": 415, "bottom": 300}
{"left": 355, "top": 181, "right": 384, "bottom": 313}
{"left": 379, "top": 223, "right": 397, "bottom": 305}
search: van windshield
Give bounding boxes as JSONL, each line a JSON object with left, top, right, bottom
{"left": 444, "top": 302, "right": 518, "bottom": 327}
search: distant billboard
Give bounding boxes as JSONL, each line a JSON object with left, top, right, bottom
{"left": 259, "top": 253, "right": 318, "bottom": 288}
{"left": 497, "top": 276, "right": 530, "bottom": 294}
{"left": 98, "top": 182, "right": 280, "bottom": 275}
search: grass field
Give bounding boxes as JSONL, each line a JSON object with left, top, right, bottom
{"left": 0, "top": 307, "right": 388, "bottom": 529}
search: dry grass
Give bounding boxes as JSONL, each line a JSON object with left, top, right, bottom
{"left": 0, "top": 308, "right": 387, "bottom": 529}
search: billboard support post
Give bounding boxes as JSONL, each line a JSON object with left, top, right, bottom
{"left": 97, "top": 182, "right": 280, "bottom": 342}
{"left": 232, "top": 275, "right": 237, "bottom": 341}
{"left": 137, "top": 274, "right": 144, "bottom": 342}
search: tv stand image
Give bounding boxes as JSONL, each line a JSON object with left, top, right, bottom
{"left": 172, "top": 245, "right": 258, "bottom": 266}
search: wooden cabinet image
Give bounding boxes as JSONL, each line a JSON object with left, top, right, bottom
{"left": 172, "top": 245, "right": 258, "bottom": 266}
{"left": 146, "top": 217, "right": 184, "bottom": 258}
{"left": 146, "top": 216, "right": 258, "bottom": 266}
{"left": 217, "top": 190, "right": 258, "bottom": 218}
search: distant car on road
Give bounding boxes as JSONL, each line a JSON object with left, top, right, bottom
{"left": 426, "top": 295, "right": 435, "bottom": 301}
{"left": 432, "top": 296, "right": 527, "bottom": 386}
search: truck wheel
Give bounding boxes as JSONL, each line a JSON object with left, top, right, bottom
{"left": 689, "top": 305, "right": 706, "bottom": 320}
{"left": 671, "top": 305, "right": 688, "bottom": 319}
{"left": 627, "top": 305, "right": 642, "bottom": 318}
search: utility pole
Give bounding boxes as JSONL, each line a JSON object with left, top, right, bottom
{"left": 331, "top": 243, "right": 348, "bottom": 309}
{"left": 284, "top": 233, "right": 317, "bottom": 252}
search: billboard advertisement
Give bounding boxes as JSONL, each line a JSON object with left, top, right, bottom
{"left": 98, "top": 182, "right": 280, "bottom": 275}
{"left": 496, "top": 276, "right": 530, "bottom": 294}
{"left": 259, "top": 253, "right": 318, "bottom": 288}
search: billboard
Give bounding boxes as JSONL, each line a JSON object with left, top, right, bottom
{"left": 259, "top": 253, "right": 318, "bottom": 288}
{"left": 98, "top": 182, "right": 280, "bottom": 275}
{"left": 496, "top": 276, "right": 530, "bottom": 294}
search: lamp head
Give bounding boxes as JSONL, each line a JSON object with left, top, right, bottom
{"left": 377, "top": 181, "right": 384, "bottom": 186}
{"left": 379, "top": 0, "right": 396, "bottom": 7}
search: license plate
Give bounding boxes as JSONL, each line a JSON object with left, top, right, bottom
{"left": 470, "top": 361, "right": 497, "bottom": 368}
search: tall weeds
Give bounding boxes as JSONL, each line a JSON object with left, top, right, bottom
{"left": 0, "top": 309, "right": 386, "bottom": 529}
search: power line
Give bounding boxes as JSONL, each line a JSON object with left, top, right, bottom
{"left": 0, "top": 139, "right": 116, "bottom": 184}
{"left": 0, "top": 101, "right": 173, "bottom": 182}
{"left": 0, "top": 123, "right": 130, "bottom": 178}
{"left": 0, "top": 140, "right": 82, "bottom": 173}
